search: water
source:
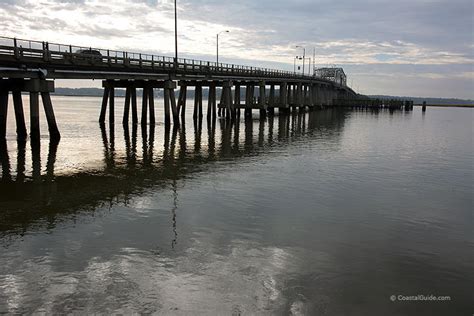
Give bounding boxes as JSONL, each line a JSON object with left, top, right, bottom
{"left": 0, "top": 96, "right": 472, "bottom": 315}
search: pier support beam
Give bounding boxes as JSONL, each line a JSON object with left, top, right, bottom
{"left": 193, "top": 84, "right": 203, "bottom": 120}
{"left": 259, "top": 81, "right": 266, "bottom": 118}
{"left": 222, "top": 81, "right": 234, "bottom": 120}
{"left": 178, "top": 83, "right": 187, "bottom": 121}
{"left": 164, "top": 80, "right": 179, "bottom": 126}
{"left": 41, "top": 92, "right": 60, "bottom": 140}
{"left": 123, "top": 87, "right": 131, "bottom": 125}
{"left": 0, "top": 90, "right": 8, "bottom": 139}
{"left": 207, "top": 82, "right": 216, "bottom": 121}
{"left": 0, "top": 79, "right": 57, "bottom": 140}
{"left": 141, "top": 86, "right": 149, "bottom": 125}
{"left": 29, "top": 92, "right": 40, "bottom": 140}
{"left": 148, "top": 87, "right": 155, "bottom": 125}
{"left": 12, "top": 91, "right": 27, "bottom": 140}
{"left": 268, "top": 84, "right": 275, "bottom": 115}
{"left": 245, "top": 84, "right": 253, "bottom": 119}
{"left": 234, "top": 83, "right": 241, "bottom": 118}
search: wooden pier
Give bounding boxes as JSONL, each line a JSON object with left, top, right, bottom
{"left": 0, "top": 36, "right": 362, "bottom": 140}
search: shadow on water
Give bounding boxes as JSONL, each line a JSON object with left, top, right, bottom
{"left": 0, "top": 109, "right": 347, "bottom": 238}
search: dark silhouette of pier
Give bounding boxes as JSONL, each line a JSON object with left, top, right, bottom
{"left": 0, "top": 37, "right": 358, "bottom": 141}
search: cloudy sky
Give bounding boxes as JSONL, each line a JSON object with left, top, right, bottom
{"left": 1, "top": 0, "right": 473, "bottom": 98}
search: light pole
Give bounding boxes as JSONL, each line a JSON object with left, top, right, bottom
{"left": 174, "top": 0, "right": 178, "bottom": 66}
{"left": 217, "top": 30, "right": 230, "bottom": 65}
{"left": 296, "top": 46, "right": 305, "bottom": 75}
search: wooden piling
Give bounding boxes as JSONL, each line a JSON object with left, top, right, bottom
{"left": 193, "top": 85, "right": 201, "bottom": 120}
{"left": 148, "top": 87, "right": 155, "bottom": 125}
{"left": 123, "top": 87, "right": 131, "bottom": 125}
{"left": 166, "top": 80, "right": 179, "bottom": 125}
{"left": 41, "top": 92, "right": 60, "bottom": 140}
{"left": 164, "top": 86, "right": 171, "bottom": 126}
{"left": 99, "top": 86, "right": 110, "bottom": 123}
{"left": 198, "top": 85, "right": 203, "bottom": 118}
{"left": 178, "top": 84, "right": 187, "bottom": 120}
{"left": 0, "top": 90, "right": 8, "bottom": 139}
{"left": 109, "top": 87, "right": 115, "bottom": 124}
{"left": 245, "top": 84, "right": 252, "bottom": 118}
{"left": 208, "top": 83, "right": 216, "bottom": 120}
{"left": 141, "top": 86, "right": 148, "bottom": 125}
{"left": 30, "top": 92, "right": 40, "bottom": 140}
{"left": 259, "top": 82, "right": 266, "bottom": 118}
{"left": 12, "top": 91, "right": 27, "bottom": 140}
{"left": 234, "top": 83, "right": 241, "bottom": 112}
{"left": 131, "top": 87, "right": 138, "bottom": 124}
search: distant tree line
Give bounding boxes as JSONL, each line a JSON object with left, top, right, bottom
{"left": 51, "top": 88, "right": 473, "bottom": 105}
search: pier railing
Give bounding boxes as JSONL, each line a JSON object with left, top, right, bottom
{"left": 0, "top": 36, "right": 336, "bottom": 83}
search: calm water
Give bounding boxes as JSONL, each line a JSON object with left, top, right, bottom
{"left": 0, "top": 96, "right": 472, "bottom": 315}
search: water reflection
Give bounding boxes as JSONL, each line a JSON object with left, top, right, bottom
{"left": 0, "top": 106, "right": 471, "bottom": 315}
{"left": 0, "top": 110, "right": 346, "bottom": 237}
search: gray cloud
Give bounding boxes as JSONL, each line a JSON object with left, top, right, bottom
{"left": 0, "top": 0, "right": 472, "bottom": 98}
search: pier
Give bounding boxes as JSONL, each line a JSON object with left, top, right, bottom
{"left": 0, "top": 37, "right": 359, "bottom": 141}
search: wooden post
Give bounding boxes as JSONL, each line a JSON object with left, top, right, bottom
{"left": 109, "top": 87, "right": 115, "bottom": 124}
{"left": 234, "top": 83, "right": 241, "bottom": 112}
{"left": 131, "top": 87, "right": 138, "bottom": 124}
{"left": 198, "top": 85, "right": 203, "bottom": 118}
{"left": 210, "top": 83, "right": 217, "bottom": 120}
{"left": 245, "top": 84, "right": 252, "bottom": 118}
{"left": 287, "top": 84, "right": 292, "bottom": 106}
{"left": 259, "top": 82, "right": 266, "bottom": 117}
{"left": 12, "top": 91, "right": 27, "bottom": 140}
{"left": 99, "top": 86, "right": 109, "bottom": 123}
{"left": 178, "top": 84, "right": 187, "bottom": 120}
{"left": 0, "top": 90, "right": 8, "bottom": 139}
{"left": 308, "top": 85, "right": 314, "bottom": 108}
{"left": 164, "top": 86, "right": 171, "bottom": 126}
{"left": 193, "top": 85, "right": 199, "bottom": 120}
{"left": 422, "top": 101, "right": 427, "bottom": 112}
{"left": 148, "top": 87, "right": 155, "bottom": 125}
{"left": 141, "top": 86, "right": 148, "bottom": 125}
{"left": 280, "top": 82, "right": 288, "bottom": 110}
{"left": 30, "top": 92, "right": 40, "bottom": 140}
{"left": 41, "top": 92, "right": 60, "bottom": 140}
{"left": 297, "top": 83, "right": 303, "bottom": 108}
{"left": 123, "top": 87, "right": 131, "bottom": 125}
{"left": 166, "top": 80, "right": 179, "bottom": 125}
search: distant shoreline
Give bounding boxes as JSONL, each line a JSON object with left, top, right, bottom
{"left": 416, "top": 104, "right": 474, "bottom": 108}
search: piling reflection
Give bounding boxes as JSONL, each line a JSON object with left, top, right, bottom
{"left": 0, "top": 109, "right": 347, "bottom": 238}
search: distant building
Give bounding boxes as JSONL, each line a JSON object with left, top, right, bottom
{"left": 314, "top": 67, "right": 347, "bottom": 86}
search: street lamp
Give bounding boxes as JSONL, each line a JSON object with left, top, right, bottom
{"left": 174, "top": 0, "right": 178, "bottom": 65}
{"left": 296, "top": 45, "right": 305, "bottom": 75}
{"left": 217, "top": 30, "right": 230, "bottom": 65}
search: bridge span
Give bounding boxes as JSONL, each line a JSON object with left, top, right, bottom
{"left": 0, "top": 36, "right": 358, "bottom": 141}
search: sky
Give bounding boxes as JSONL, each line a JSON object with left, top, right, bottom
{"left": 0, "top": 0, "right": 473, "bottom": 99}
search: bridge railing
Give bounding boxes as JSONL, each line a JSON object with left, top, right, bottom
{"left": 0, "top": 36, "right": 348, "bottom": 86}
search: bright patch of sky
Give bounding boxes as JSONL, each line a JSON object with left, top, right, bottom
{"left": 0, "top": 0, "right": 472, "bottom": 98}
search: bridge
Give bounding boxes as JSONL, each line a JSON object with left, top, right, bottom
{"left": 0, "top": 36, "right": 358, "bottom": 141}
